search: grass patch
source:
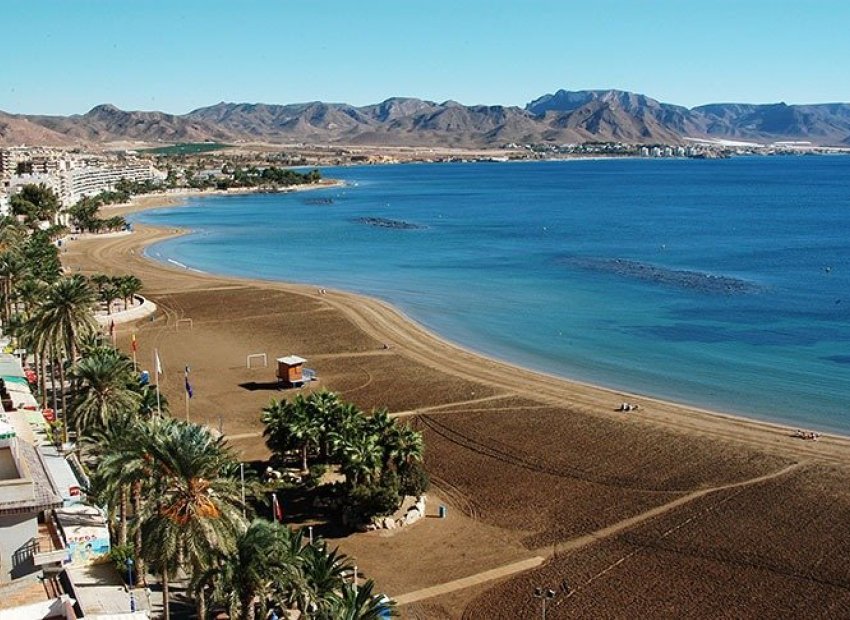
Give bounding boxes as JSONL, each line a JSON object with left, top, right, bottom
{"left": 142, "top": 142, "right": 231, "bottom": 155}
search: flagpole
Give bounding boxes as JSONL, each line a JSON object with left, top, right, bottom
{"left": 240, "top": 463, "right": 246, "bottom": 518}
{"left": 184, "top": 365, "right": 192, "bottom": 422}
{"left": 131, "top": 333, "right": 137, "bottom": 371}
{"left": 154, "top": 349, "right": 161, "bottom": 416}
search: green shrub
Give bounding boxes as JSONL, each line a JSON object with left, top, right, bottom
{"left": 108, "top": 544, "right": 136, "bottom": 584}
{"left": 342, "top": 474, "right": 401, "bottom": 525}
{"left": 398, "top": 462, "right": 429, "bottom": 497}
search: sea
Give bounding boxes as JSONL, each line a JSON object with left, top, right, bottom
{"left": 131, "top": 156, "right": 850, "bottom": 434}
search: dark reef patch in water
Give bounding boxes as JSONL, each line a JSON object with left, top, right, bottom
{"left": 561, "top": 257, "right": 763, "bottom": 295}
{"left": 637, "top": 323, "right": 838, "bottom": 347}
{"left": 823, "top": 355, "right": 850, "bottom": 365}
{"left": 355, "top": 217, "right": 425, "bottom": 230}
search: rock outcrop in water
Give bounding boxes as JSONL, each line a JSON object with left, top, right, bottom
{"left": 562, "top": 257, "right": 762, "bottom": 294}
{"left": 355, "top": 217, "right": 424, "bottom": 230}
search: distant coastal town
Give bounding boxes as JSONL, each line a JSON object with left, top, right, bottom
{"left": 2, "top": 136, "right": 847, "bottom": 217}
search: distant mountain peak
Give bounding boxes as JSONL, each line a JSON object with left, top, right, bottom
{"left": 87, "top": 103, "right": 122, "bottom": 115}
{"left": 6, "top": 89, "right": 850, "bottom": 147}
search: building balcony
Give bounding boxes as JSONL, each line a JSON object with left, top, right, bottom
{"left": 32, "top": 516, "right": 68, "bottom": 567}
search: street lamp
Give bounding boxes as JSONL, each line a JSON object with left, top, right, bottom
{"left": 533, "top": 587, "right": 555, "bottom": 620}
{"left": 125, "top": 558, "right": 136, "bottom": 612}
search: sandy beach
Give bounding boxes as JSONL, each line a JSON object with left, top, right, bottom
{"left": 61, "top": 191, "right": 850, "bottom": 618}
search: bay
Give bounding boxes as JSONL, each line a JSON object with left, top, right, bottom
{"left": 132, "top": 157, "right": 850, "bottom": 434}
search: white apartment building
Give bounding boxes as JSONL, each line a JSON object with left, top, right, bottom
{"left": 59, "top": 161, "right": 161, "bottom": 205}
{"left": 1, "top": 148, "right": 164, "bottom": 211}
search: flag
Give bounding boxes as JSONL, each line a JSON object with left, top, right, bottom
{"left": 184, "top": 366, "right": 193, "bottom": 398}
{"left": 155, "top": 350, "right": 163, "bottom": 376}
{"left": 109, "top": 320, "right": 115, "bottom": 337}
{"left": 271, "top": 493, "right": 283, "bottom": 522}
{"left": 131, "top": 333, "right": 137, "bottom": 353}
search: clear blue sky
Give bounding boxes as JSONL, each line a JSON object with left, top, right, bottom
{"left": 4, "top": 0, "right": 849, "bottom": 115}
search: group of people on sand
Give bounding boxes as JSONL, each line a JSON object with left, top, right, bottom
{"left": 793, "top": 429, "right": 821, "bottom": 441}
{"left": 617, "top": 402, "right": 640, "bottom": 412}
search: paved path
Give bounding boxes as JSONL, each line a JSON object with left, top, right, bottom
{"left": 68, "top": 564, "right": 160, "bottom": 617}
{"left": 94, "top": 296, "right": 157, "bottom": 326}
{"left": 391, "top": 556, "right": 545, "bottom": 606}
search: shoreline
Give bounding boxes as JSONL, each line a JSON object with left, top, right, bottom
{"left": 65, "top": 191, "right": 850, "bottom": 461}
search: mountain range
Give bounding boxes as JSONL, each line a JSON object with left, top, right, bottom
{"left": 3, "top": 89, "right": 850, "bottom": 148}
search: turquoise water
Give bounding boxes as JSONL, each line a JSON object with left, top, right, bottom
{"left": 133, "top": 157, "right": 850, "bottom": 434}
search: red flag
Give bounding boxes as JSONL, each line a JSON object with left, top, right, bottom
{"left": 131, "top": 333, "right": 137, "bottom": 352}
{"left": 272, "top": 493, "right": 283, "bottom": 522}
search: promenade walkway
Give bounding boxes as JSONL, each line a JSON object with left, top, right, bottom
{"left": 68, "top": 564, "right": 157, "bottom": 618}
{"left": 93, "top": 296, "right": 157, "bottom": 327}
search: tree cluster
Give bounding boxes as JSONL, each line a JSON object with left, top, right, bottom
{"left": 10, "top": 183, "right": 61, "bottom": 229}
{"left": 262, "top": 391, "right": 428, "bottom": 525}
{"left": 87, "top": 273, "right": 143, "bottom": 314}
{"left": 67, "top": 192, "right": 128, "bottom": 233}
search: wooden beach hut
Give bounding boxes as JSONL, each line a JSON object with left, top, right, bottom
{"left": 277, "top": 355, "right": 307, "bottom": 387}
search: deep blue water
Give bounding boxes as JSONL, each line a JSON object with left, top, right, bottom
{"left": 132, "top": 157, "right": 850, "bottom": 434}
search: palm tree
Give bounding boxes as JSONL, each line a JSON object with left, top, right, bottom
{"left": 139, "top": 418, "right": 247, "bottom": 619}
{"left": 314, "top": 393, "right": 360, "bottom": 460}
{"left": 15, "top": 314, "right": 49, "bottom": 409}
{"left": 0, "top": 249, "right": 26, "bottom": 324}
{"left": 88, "top": 273, "right": 112, "bottom": 294}
{"left": 298, "top": 541, "right": 354, "bottom": 615}
{"left": 364, "top": 408, "right": 397, "bottom": 469}
{"left": 82, "top": 416, "right": 139, "bottom": 546}
{"left": 69, "top": 347, "right": 140, "bottom": 435}
{"left": 0, "top": 218, "right": 28, "bottom": 253}
{"left": 100, "top": 281, "right": 120, "bottom": 316}
{"left": 320, "top": 579, "right": 396, "bottom": 620}
{"left": 262, "top": 396, "right": 322, "bottom": 473}
{"left": 13, "top": 276, "right": 44, "bottom": 319}
{"left": 333, "top": 425, "right": 384, "bottom": 488}
{"left": 386, "top": 423, "right": 424, "bottom": 471}
{"left": 32, "top": 275, "right": 98, "bottom": 442}
{"left": 196, "top": 519, "right": 302, "bottom": 620}
{"left": 136, "top": 383, "right": 167, "bottom": 417}
{"left": 92, "top": 413, "right": 165, "bottom": 584}
{"left": 116, "top": 275, "right": 143, "bottom": 310}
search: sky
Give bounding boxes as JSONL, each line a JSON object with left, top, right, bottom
{"left": 4, "top": 0, "right": 850, "bottom": 115}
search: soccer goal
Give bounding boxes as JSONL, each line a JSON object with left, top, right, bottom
{"left": 246, "top": 353, "right": 268, "bottom": 369}
{"left": 176, "top": 318, "right": 194, "bottom": 330}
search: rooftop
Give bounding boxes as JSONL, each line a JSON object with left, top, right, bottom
{"left": 0, "top": 440, "right": 63, "bottom": 515}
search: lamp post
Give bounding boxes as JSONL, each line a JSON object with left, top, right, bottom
{"left": 125, "top": 558, "right": 136, "bottom": 612}
{"left": 533, "top": 587, "right": 555, "bottom": 620}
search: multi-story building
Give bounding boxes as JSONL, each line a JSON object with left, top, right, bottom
{"left": 0, "top": 430, "right": 65, "bottom": 583}
{"left": 2, "top": 147, "right": 164, "bottom": 210}
{"left": 60, "top": 161, "right": 160, "bottom": 205}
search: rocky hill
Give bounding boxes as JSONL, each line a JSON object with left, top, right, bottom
{"left": 3, "top": 89, "right": 850, "bottom": 147}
